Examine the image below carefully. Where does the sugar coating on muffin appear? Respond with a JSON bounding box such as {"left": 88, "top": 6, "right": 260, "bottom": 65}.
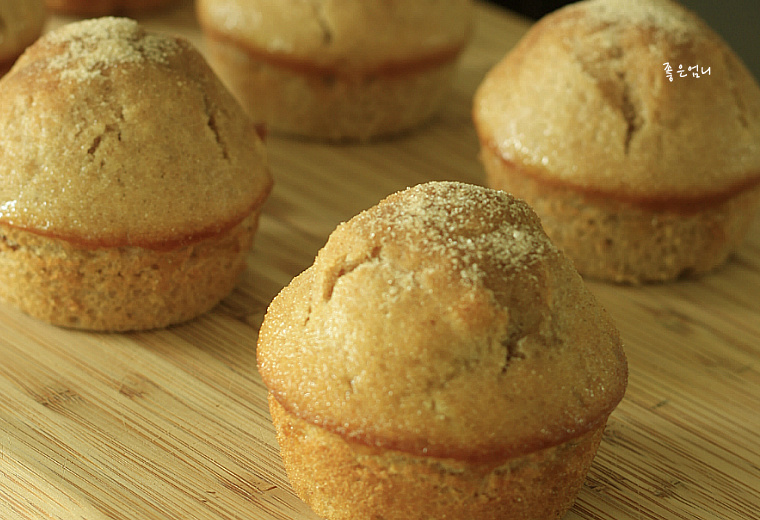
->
{"left": 257, "top": 181, "right": 627, "bottom": 519}
{"left": 0, "top": 17, "right": 272, "bottom": 330}
{"left": 473, "top": 0, "right": 760, "bottom": 283}
{"left": 43, "top": 18, "right": 181, "bottom": 82}
{"left": 1, "top": 17, "right": 270, "bottom": 248}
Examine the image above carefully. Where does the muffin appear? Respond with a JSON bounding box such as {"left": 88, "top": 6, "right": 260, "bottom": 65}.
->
{"left": 196, "top": 0, "right": 473, "bottom": 141}
{"left": 45, "top": 0, "right": 177, "bottom": 16}
{"left": 257, "top": 181, "right": 627, "bottom": 520}
{"left": 0, "top": 17, "right": 272, "bottom": 331}
{"left": 0, "top": 0, "right": 46, "bottom": 77}
{"left": 473, "top": 0, "right": 760, "bottom": 283}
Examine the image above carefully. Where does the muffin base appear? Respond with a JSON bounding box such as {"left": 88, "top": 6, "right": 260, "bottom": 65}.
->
{"left": 269, "top": 395, "right": 605, "bottom": 520}
{"left": 0, "top": 211, "right": 260, "bottom": 331}
{"left": 481, "top": 146, "right": 760, "bottom": 284}
{"left": 204, "top": 37, "right": 459, "bottom": 142}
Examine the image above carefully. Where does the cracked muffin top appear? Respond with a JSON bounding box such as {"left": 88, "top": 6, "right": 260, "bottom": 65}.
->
{"left": 196, "top": 0, "right": 473, "bottom": 73}
{"left": 473, "top": 0, "right": 760, "bottom": 200}
{"left": 0, "top": 17, "right": 271, "bottom": 249}
{"left": 257, "top": 181, "right": 627, "bottom": 462}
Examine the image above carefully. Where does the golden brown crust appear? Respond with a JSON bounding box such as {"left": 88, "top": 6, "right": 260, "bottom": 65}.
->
{"left": 258, "top": 182, "right": 626, "bottom": 518}
{"left": 0, "top": 211, "right": 260, "bottom": 331}
{"left": 258, "top": 182, "right": 627, "bottom": 462}
{"left": 45, "top": 0, "right": 177, "bottom": 16}
{"left": 269, "top": 394, "right": 606, "bottom": 520}
{"left": 196, "top": 0, "right": 473, "bottom": 140}
{"left": 0, "top": 18, "right": 272, "bottom": 330}
{"left": 473, "top": 0, "right": 760, "bottom": 198}
{"left": 0, "top": 0, "right": 46, "bottom": 67}
{"left": 473, "top": 0, "right": 760, "bottom": 283}
{"left": 0, "top": 18, "right": 272, "bottom": 249}
{"left": 196, "top": 0, "right": 472, "bottom": 72}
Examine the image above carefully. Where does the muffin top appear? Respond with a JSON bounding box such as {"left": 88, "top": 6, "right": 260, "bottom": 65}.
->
{"left": 0, "top": 0, "right": 46, "bottom": 66}
{"left": 257, "top": 181, "right": 627, "bottom": 462}
{"left": 0, "top": 17, "right": 271, "bottom": 249}
{"left": 196, "top": 0, "right": 473, "bottom": 73}
{"left": 473, "top": 0, "right": 760, "bottom": 201}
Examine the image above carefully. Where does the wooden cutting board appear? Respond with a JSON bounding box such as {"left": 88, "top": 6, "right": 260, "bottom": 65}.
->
{"left": 2, "top": 2, "right": 758, "bottom": 519}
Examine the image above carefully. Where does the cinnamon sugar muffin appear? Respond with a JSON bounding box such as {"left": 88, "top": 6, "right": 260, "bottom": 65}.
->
{"left": 0, "top": 0, "right": 46, "bottom": 77}
{"left": 196, "top": 0, "right": 473, "bottom": 141}
{"left": 0, "top": 17, "right": 272, "bottom": 331}
{"left": 257, "top": 182, "right": 627, "bottom": 520}
{"left": 473, "top": 0, "right": 760, "bottom": 283}
{"left": 45, "top": 0, "right": 177, "bottom": 16}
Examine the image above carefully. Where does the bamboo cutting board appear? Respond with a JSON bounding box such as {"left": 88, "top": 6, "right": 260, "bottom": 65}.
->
{"left": 2, "top": 2, "right": 759, "bottom": 519}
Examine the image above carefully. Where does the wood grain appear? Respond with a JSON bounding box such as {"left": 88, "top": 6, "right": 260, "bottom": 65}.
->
{"left": 2, "top": 1, "right": 759, "bottom": 519}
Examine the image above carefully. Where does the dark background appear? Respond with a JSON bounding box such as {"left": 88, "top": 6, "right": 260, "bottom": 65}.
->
{"left": 486, "top": 0, "right": 759, "bottom": 81}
